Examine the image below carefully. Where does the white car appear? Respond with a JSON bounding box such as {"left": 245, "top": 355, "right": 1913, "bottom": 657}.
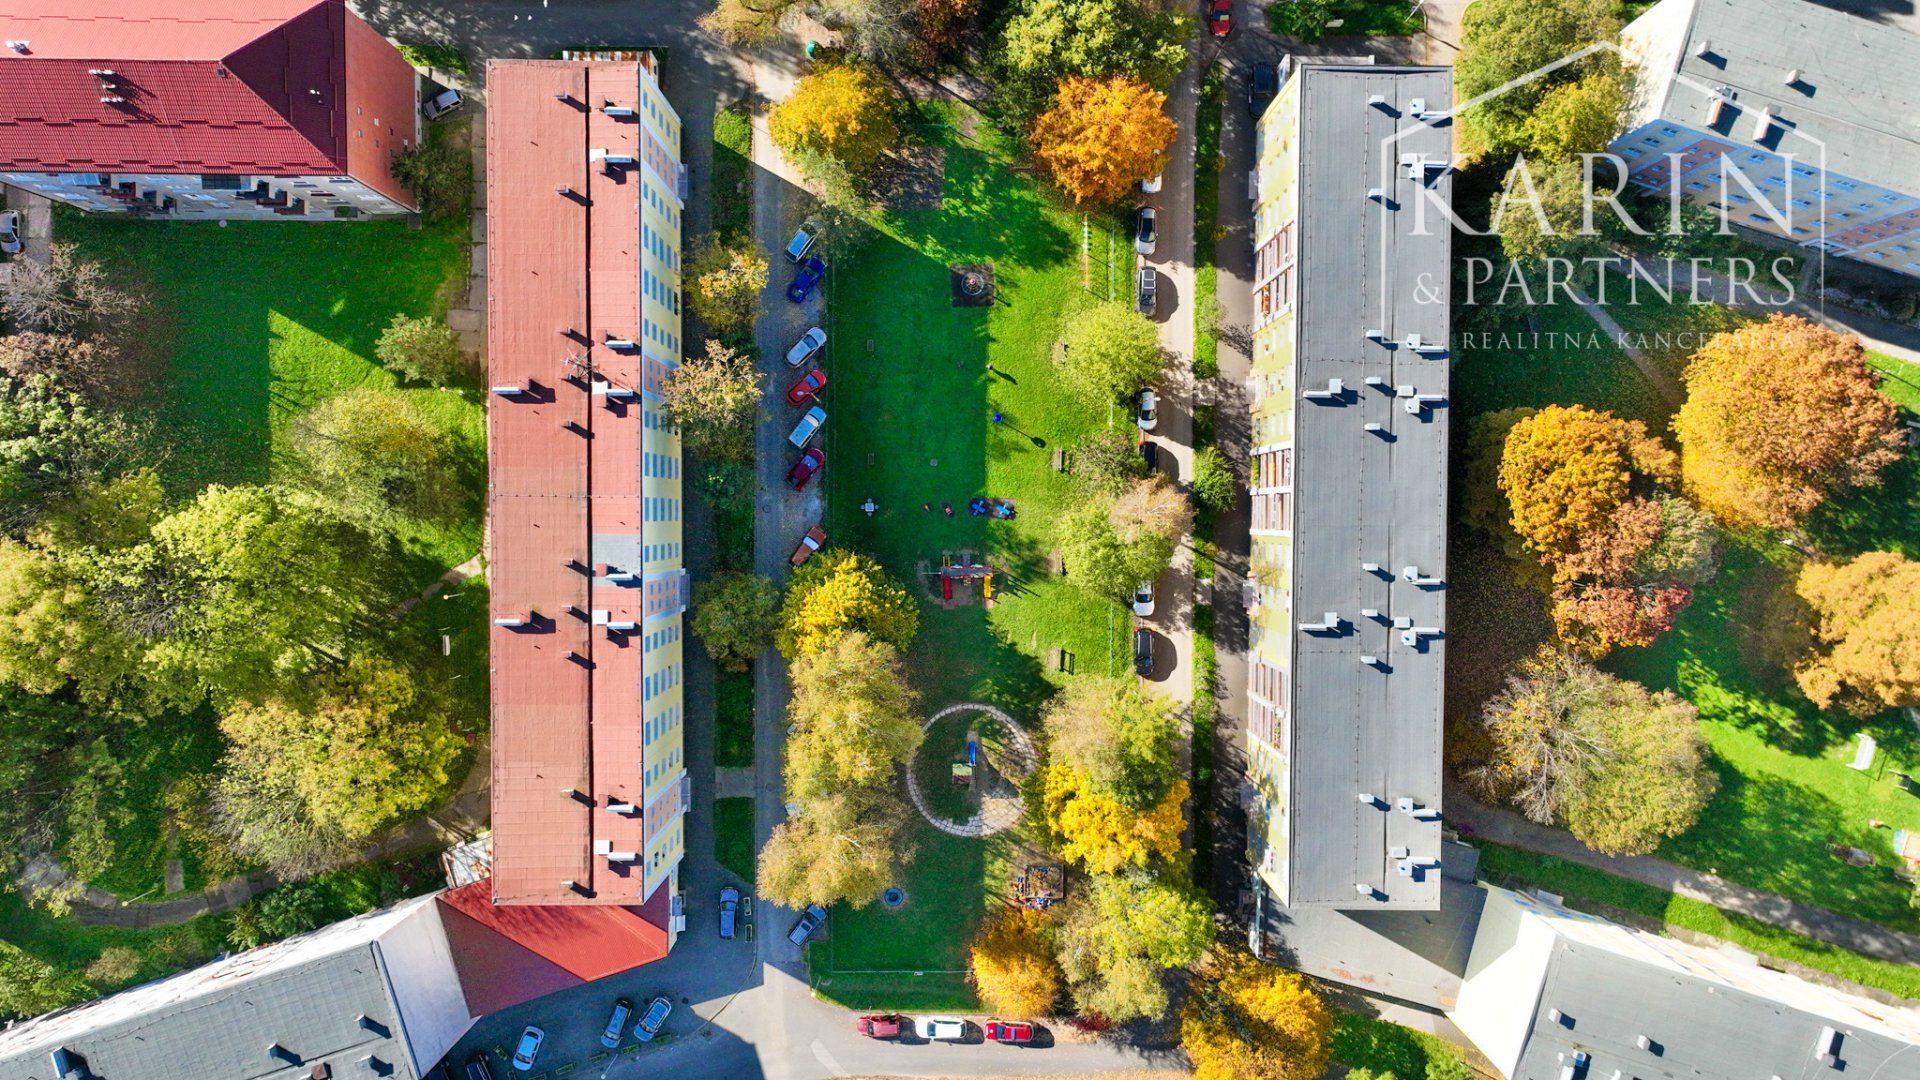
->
{"left": 1133, "top": 580, "right": 1156, "bottom": 617}
{"left": 511, "top": 1025, "right": 544, "bottom": 1071}
{"left": 788, "top": 405, "right": 826, "bottom": 448}
{"left": 1133, "top": 205, "right": 1157, "bottom": 255}
{"left": 915, "top": 1016, "right": 967, "bottom": 1041}
{"left": 0, "top": 210, "right": 20, "bottom": 255}
{"left": 786, "top": 326, "right": 827, "bottom": 367}
{"left": 1140, "top": 172, "right": 1163, "bottom": 194}
{"left": 421, "top": 88, "right": 463, "bottom": 121}
{"left": 1135, "top": 389, "right": 1159, "bottom": 431}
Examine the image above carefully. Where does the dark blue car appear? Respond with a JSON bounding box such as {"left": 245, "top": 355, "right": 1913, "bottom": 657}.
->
{"left": 787, "top": 256, "right": 826, "bottom": 303}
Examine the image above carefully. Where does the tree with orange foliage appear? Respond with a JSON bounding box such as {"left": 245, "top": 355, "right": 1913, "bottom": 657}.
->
{"left": 1674, "top": 315, "right": 1903, "bottom": 529}
{"left": 1030, "top": 75, "right": 1175, "bottom": 206}
{"left": 768, "top": 65, "right": 899, "bottom": 176}
{"left": 1498, "top": 404, "right": 1675, "bottom": 563}
{"left": 969, "top": 907, "right": 1063, "bottom": 1017}
{"left": 1549, "top": 581, "right": 1691, "bottom": 655}
{"left": 1180, "top": 948, "right": 1333, "bottom": 1080}
{"left": 1793, "top": 551, "right": 1920, "bottom": 715}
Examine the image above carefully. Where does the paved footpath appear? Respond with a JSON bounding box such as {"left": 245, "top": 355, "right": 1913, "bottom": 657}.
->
{"left": 1449, "top": 792, "right": 1920, "bottom": 964}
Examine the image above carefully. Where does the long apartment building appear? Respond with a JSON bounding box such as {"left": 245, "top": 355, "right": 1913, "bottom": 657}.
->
{"left": 0, "top": 0, "right": 419, "bottom": 219}
{"left": 487, "top": 56, "right": 690, "bottom": 910}
{"left": 1245, "top": 63, "right": 1451, "bottom": 911}
{"left": 1615, "top": 0, "right": 1920, "bottom": 279}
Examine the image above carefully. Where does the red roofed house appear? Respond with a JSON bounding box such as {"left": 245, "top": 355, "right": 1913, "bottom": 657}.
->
{"left": 0, "top": 0, "right": 421, "bottom": 219}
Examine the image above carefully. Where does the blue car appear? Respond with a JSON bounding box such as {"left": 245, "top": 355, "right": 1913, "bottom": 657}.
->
{"left": 787, "top": 256, "right": 826, "bottom": 303}
{"left": 635, "top": 995, "right": 672, "bottom": 1042}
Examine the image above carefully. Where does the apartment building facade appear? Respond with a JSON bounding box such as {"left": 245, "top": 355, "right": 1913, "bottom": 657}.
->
{"left": 1245, "top": 63, "right": 1451, "bottom": 911}
{"left": 487, "top": 55, "right": 689, "bottom": 911}
{"left": 0, "top": 0, "right": 419, "bottom": 219}
{"left": 1614, "top": 0, "right": 1920, "bottom": 278}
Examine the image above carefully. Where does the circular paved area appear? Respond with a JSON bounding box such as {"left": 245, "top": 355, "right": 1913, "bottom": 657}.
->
{"left": 904, "top": 703, "right": 1036, "bottom": 837}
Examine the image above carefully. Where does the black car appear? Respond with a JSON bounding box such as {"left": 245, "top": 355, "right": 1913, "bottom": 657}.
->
{"left": 1140, "top": 439, "right": 1160, "bottom": 473}
{"left": 1249, "top": 62, "right": 1278, "bottom": 117}
{"left": 463, "top": 1054, "right": 494, "bottom": 1080}
{"left": 1136, "top": 267, "right": 1157, "bottom": 316}
{"left": 1133, "top": 627, "right": 1154, "bottom": 676}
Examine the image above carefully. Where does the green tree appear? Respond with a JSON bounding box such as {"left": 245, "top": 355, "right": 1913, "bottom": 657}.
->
{"left": 1055, "top": 302, "right": 1166, "bottom": 406}
{"left": 0, "top": 372, "right": 144, "bottom": 537}
{"left": 285, "top": 388, "right": 468, "bottom": 524}
{"left": 999, "top": 0, "right": 1191, "bottom": 101}
{"left": 1634, "top": 494, "right": 1719, "bottom": 586}
{"left": 1467, "top": 647, "right": 1717, "bottom": 855}
{"left": 1191, "top": 445, "right": 1237, "bottom": 515}
{"left": 390, "top": 136, "right": 473, "bottom": 221}
{"left": 769, "top": 65, "right": 900, "bottom": 176}
{"left": 777, "top": 549, "right": 919, "bottom": 659}
{"left": 1522, "top": 68, "right": 1628, "bottom": 161}
{"left": 1044, "top": 676, "right": 1181, "bottom": 809}
{"left": 692, "top": 571, "right": 783, "bottom": 670}
{"left": 1455, "top": 0, "right": 1619, "bottom": 159}
{"left": 1056, "top": 870, "right": 1211, "bottom": 1021}
{"left": 687, "top": 242, "right": 770, "bottom": 338}
{"left": 1073, "top": 427, "right": 1148, "bottom": 497}
{"left": 251, "top": 880, "right": 333, "bottom": 939}
{"left": 1492, "top": 157, "right": 1610, "bottom": 266}
{"left": 0, "top": 540, "right": 145, "bottom": 706}
{"left": 1058, "top": 501, "right": 1174, "bottom": 600}
{"left": 0, "top": 942, "right": 92, "bottom": 1018}
{"left": 784, "top": 632, "right": 922, "bottom": 802}
{"left": 374, "top": 314, "right": 464, "bottom": 386}
{"left": 663, "top": 339, "right": 763, "bottom": 461}
{"left": 758, "top": 791, "right": 909, "bottom": 908}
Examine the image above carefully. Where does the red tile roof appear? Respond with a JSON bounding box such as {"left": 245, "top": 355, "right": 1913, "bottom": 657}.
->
{"left": 0, "top": 0, "right": 412, "bottom": 195}
{"left": 435, "top": 880, "right": 670, "bottom": 1016}
{"left": 486, "top": 60, "right": 658, "bottom": 906}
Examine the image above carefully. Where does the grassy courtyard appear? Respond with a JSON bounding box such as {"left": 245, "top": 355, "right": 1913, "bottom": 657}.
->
{"left": 806, "top": 103, "right": 1126, "bottom": 1003}
{"left": 1456, "top": 281, "right": 1920, "bottom": 932}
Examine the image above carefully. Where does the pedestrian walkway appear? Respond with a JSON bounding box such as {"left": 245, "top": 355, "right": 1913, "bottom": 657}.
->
{"left": 1568, "top": 284, "right": 1684, "bottom": 405}
{"left": 1449, "top": 793, "right": 1920, "bottom": 964}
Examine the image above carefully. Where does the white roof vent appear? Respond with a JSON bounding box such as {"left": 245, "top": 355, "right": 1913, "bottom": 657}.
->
{"left": 490, "top": 384, "right": 526, "bottom": 397}
{"left": 1751, "top": 105, "right": 1777, "bottom": 139}
{"left": 1784, "top": 68, "right": 1801, "bottom": 85}
{"left": 1694, "top": 38, "right": 1713, "bottom": 58}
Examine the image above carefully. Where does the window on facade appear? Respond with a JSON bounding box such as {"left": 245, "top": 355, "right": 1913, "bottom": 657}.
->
{"left": 198, "top": 174, "right": 244, "bottom": 190}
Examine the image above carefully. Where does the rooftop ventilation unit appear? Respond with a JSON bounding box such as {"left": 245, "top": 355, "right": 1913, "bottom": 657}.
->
{"left": 1303, "top": 378, "right": 1345, "bottom": 401}
{"left": 1361, "top": 608, "right": 1381, "bottom": 619}
{"left": 5, "top": 40, "right": 29, "bottom": 53}
{"left": 1752, "top": 105, "right": 1777, "bottom": 140}
{"left": 1389, "top": 846, "right": 1409, "bottom": 859}
{"left": 594, "top": 838, "right": 612, "bottom": 855}
{"left": 605, "top": 336, "right": 638, "bottom": 351}
{"left": 1706, "top": 96, "right": 1729, "bottom": 125}
{"left": 1360, "top": 654, "right": 1381, "bottom": 666}
{"left": 1357, "top": 792, "right": 1381, "bottom": 806}
{"left": 607, "top": 851, "right": 638, "bottom": 863}
{"left": 556, "top": 185, "right": 575, "bottom": 196}
{"left": 1364, "top": 375, "right": 1387, "bottom": 387}
{"left": 1815, "top": 1026, "right": 1840, "bottom": 1067}
{"left": 601, "top": 154, "right": 636, "bottom": 167}
{"left": 1298, "top": 612, "right": 1342, "bottom": 632}
{"left": 1361, "top": 561, "right": 1383, "bottom": 574}
{"left": 99, "top": 96, "right": 125, "bottom": 104}
{"left": 1367, "top": 187, "right": 1387, "bottom": 203}
{"left": 1364, "top": 422, "right": 1384, "bottom": 432}
{"left": 88, "top": 67, "right": 115, "bottom": 76}
{"left": 1694, "top": 39, "right": 1713, "bottom": 58}
{"left": 1354, "top": 883, "right": 1380, "bottom": 899}
{"left": 1398, "top": 798, "right": 1417, "bottom": 814}
{"left": 1402, "top": 567, "right": 1444, "bottom": 586}
{"left": 1368, "top": 93, "right": 1388, "bottom": 108}
{"left": 603, "top": 103, "right": 637, "bottom": 117}
{"left": 490, "top": 384, "right": 526, "bottom": 397}
{"left": 1412, "top": 806, "right": 1442, "bottom": 821}
{"left": 492, "top": 615, "right": 529, "bottom": 628}
{"left": 555, "top": 92, "right": 574, "bottom": 103}
{"left": 607, "top": 801, "right": 637, "bottom": 815}
{"left": 1365, "top": 328, "right": 1385, "bottom": 341}
{"left": 1784, "top": 68, "right": 1802, "bottom": 85}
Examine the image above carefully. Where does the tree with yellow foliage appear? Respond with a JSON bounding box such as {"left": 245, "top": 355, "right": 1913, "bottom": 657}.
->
{"left": 1498, "top": 404, "right": 1675, "bottom": 563}
{"left": 1181, "top": 949, "right": 1333, "bottom": 1080}
{"left": 769, "top": 65, "right": 900, "bottom": 176}
{"left": 1056, "top": 870, "right": 1211, "bottom": 1021}
{"left": 776, "top": 549, "right": 919, "bottom": 659}
{"left": 969, "top": 907, "right": 1063, "bottom": 1017}
{"left": 1675, "top": 315, "right": 1903, "bottom": 529}
{"left": 1793, "top": 551, "right": 1920, "bottom": 715}
{"left": 1030, "top": 75, "right": 1175, "bottom": 206}
{"left": 1041, "top": 763, "right": 1186, "bottom": 873}
{"left": 785, "top": 632, "right": 922, "bottom": 801}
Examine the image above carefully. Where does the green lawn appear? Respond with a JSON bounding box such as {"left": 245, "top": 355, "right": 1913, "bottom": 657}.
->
{"left": 809, "top": 103, "right": 1122, "bottom": 991}
{"left": 1477, "top": 842, "right": 1920, "bottom": 999}
{"left": 712, "top": 103, "right": 753, "bottom": 244}
{"left": 1269, "top": 0, "right": 1426, "bottom": 39}
{"left": 1459, "top": 285, "right": 1920, "bottom": 932}
{"left": 716, "top": 669, "right": 754, "bottom": 768}
{"left": 1191, "top": 602, "right": 1219, "bottom": 889}
{"left": 1331, "top": 1012, "right": 1473, "bottom": 1077}
{"left": 1193, "top": 68, "right": 1224, "bottom": 381}
{"left": 714, "top": 797, "right": 756, "bottom": 886}
{"left": 59, "top": 211, "right": 481, "bottom": 583}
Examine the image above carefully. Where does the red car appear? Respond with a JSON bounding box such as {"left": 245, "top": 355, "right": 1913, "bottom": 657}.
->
{"left": 1207, "top": 0, "right": 1232, "bottom": 35}
{"left": 855, "top": 1014, "right": 903, "bottom": 1039}
{"left": 790, "top": 525, "right": 828, "bottom": 566}
{"left": 787, "top": 447, "right": 825, "bottom": 490}
{"left": 985, "top": 1019, "right": 1034, "bottom": 1044}
{"left": 786, "top": 368, "right": 829, "bottom": 406}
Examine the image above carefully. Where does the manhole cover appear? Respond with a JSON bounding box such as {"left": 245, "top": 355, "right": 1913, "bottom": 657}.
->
{"left": 882, "top": 887, "right": 907, "bottom": 908}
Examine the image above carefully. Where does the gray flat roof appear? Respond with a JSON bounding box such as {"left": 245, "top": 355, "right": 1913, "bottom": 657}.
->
{"left": 1660, "top": 0, "right": 1920, "bottom": 191}
{"left": 1287, "top": 64, "right": 1452, "bottom": 909}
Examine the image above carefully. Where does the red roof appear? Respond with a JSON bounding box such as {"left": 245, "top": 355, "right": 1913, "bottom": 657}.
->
{"left": 0, "top": 0, "right": 414, "bottom": 198}
{"left": 435, "top": 880, "right": 670, "bottom": 1016}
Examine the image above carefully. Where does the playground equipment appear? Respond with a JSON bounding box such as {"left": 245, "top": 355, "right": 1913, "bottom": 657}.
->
{"left": 1013, "top": 863, "right": 1065, "bottom": 910}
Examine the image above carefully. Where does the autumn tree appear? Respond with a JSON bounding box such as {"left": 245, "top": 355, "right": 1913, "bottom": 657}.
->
{"left": 1492, "top": 157, "right": 1612, "bottom": 266}
{"left": 1055, "top": 870, "right": 1211, "bottom": 1021}
{"left": 1674, "top": 315, "right": 1903, "bottom": 529}
{"left": 1111, "top": 473, "right": 1193, "bottom": 546}
{"left": 0, "top": 330, "right": 154, "bottom": 402}
{"left": 777, "top": 549, "right": 919, "bottom": 659}
{"left": 687, "top": 242, "right": 770, "bottom": 338}
{"left": 769, "top": 65, "right": 899, "bottom": 176}
{"left": 1072, "top": 427, "right": 1148, "bottom": 497}
{"left": 1455, "top": 0, "right": 1620, "bottom": 159}
{"left": 0, "top": 243, "right": 143, "bottom": 338}
{"left": 1522, "top": 68, "right": 1628, "bottom": 161}
{"left": 970, "top": 907, "right": 1063, "bottom": 1017}
{"left": 1045, "top": 676, "right": 1181, "bottom": 809}
{"left": 374, "top": 314, "right": 464, "bottom": 386}
{"left": 691, "top": 571, "right": 782, "bottom": 670}
{"left": 1792, "top": 552, "right": 1920, "bottom": 714}
{"left": 758, "top": 791, "right": 909, "bottom": 909}
{"left": 663, "top": 339, "right": 763, "bottom": 461}
{"left": 285, "top": 388, "right": 468, "bottom": 525}
{"left": 1467, "top": 647, "right": 1716, "bottom": 855}
{"left": 1055, "top": 301, "right": 1166, "bottom": 405}
{"left": 999, "top": 0, "right": 1191, "bottom": 104}
{"left": 1181, "top": 949, "right": 1334, "bottom": 1080}
{"left": 1031, "top": 75, "right": 1176, "bottom": 206}
{"left": 1498, "top": 404, "right": 1675, "bottom": 562}
{"left": 0, "top": 540, "right": 145, "bottom": 706}
{"left": 784, "top": 632, "right": 922, "bottom": 802}
{"left": 1042, "top": 764, "right": 1187, "bottom": 873}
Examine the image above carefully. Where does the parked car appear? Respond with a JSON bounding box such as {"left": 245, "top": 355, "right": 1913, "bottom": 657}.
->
{"left": 791, "top": 524, "right": 828, "bottom": 566}
{"left": 718, "top": 886, "right": 740, "bottom": 939}
{"left": 1135, "top": 267, "right": 1157, "bottom": 316}
{"left": 422, "top": 88, "right": 464, "bottom": 120}
{"left": 510, "top": 1026, "right": 544, "bottom": 1072}
{"left": 1140, "top": 171, "right": 1163, "bottom": 194}
{"left": 788, "top": 405, "right": 826, "bottom": 448}
{"left": 1249, "top": 62, "right": 1278, "bottom": 117}
{"left": 1136, "top": 389, "right": 1159, "bottom": 430}
{"left": 986, "top": 1019, "right": 1035, "bottom": 1044}
{"left": 785, "top": 219, "right": 821, "bottom": 262}
{"left": 1207, "top": 0, "right": 1233, "bottom": 36}
{"left": 1140, "top": 439, "right": 1160, "bottom": 473}
{"left": 1134, "top": 205, "right": 1158, "bottom": 255}
{"left": 635, "top": 996, "right": 672, "bottom": 1042}
{"left": 787, "top": 903, "right": 828, "bottom": 944}
{"left": 463, "top": 1054, "right": 495, "bottom": 1080}
{"left": 787, "top": 448, "right": 826, "bottom": 491}
{"left": 0, "top": 210, "right": 20, "bottom": 256}
{"left": 915, "top": 1016, "right": 967, "bottom": 1041}
{"left": 1133, "top": 627, "right": 1154, "bottom": 676}
{"left": 786, "top": 367, "right": 829, "bottom": 405}
{"left": 856, "top": 1014, "right": 904, "bottom": 1039}
{"left": 601, "top": 999, "right": 634, "bottom": 1049}
{"left": 785, "top": 326, "right": 827, "bottom": 366}
{"left": 787, "top": 255, "right": 826, "bottom": 302}
{"left": 1133, "top": 580, "right": 1156, "bottom": 618}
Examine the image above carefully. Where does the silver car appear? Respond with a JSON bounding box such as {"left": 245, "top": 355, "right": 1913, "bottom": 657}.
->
{"left": 785, "top": 326, "right": 827, "bottom": 367}
{"left": 422, "top": 88, "right": 464, "bottom": 120}
{"left": 0, "top": 210, "right": 21, "bottom": 256}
